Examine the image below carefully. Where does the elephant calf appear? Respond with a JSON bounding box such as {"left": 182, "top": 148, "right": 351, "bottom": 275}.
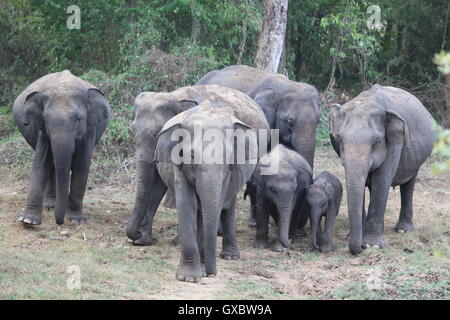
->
{"left": 13, "top": 70, "right": 110, "bottom": 225}
{"left": 306, "top": 171, "right": 342, "bottom": 253}
{"left": 252, "top": 144, "right": 312, "bottom": 252}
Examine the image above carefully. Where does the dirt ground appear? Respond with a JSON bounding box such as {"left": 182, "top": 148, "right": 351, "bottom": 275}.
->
{"left": 0, "top": 146, "right": 449, "bottom": 299}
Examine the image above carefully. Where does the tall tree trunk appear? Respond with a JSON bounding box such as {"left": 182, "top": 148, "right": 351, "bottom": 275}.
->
{"left": 254, "top": 0, "right": 289, "bottom": 73}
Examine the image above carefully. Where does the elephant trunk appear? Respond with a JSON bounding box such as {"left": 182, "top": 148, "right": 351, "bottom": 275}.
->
{"left": 197, "top": 172, "right": 222, "bottom": 277}
{"left": 343, "top": 146, "right": 370, "bottom": 255}
{"left": 127, "top": 149, "right": 155, "bottom": 240}
{"left": 309, "top": 208, "right": 321, "bottom": 251}
{"left": 52, "top": 138, "right": 74, "bottom": 225}
{"left": 292, "top": 125, "right": 316, "bottom": 170}
{"left": 277, "top": 206, "right": 292, "bottom": 248}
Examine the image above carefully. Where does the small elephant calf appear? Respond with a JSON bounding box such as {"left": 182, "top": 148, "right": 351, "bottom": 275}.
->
{"left": 252, "top": 144, "right": 312, "bottom": 252}
{"left": 306, "top": 171, "right": 342, "bottom": 253}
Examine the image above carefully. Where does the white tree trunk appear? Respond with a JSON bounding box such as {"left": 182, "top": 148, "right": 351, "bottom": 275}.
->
{"left": 254, "top": 0, "right": 289, "bottom": 73}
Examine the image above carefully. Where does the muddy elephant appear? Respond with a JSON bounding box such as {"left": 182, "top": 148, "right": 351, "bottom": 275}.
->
{"left": 329, "top": 84, "right": 436, "bottom": 255}
{"left": 13, "top": 70, "right": 110, "bottom": 225}
{"left": 252, "top": 144, "right": 312, "bottom": 252}
{"left": 126, "top": 85, "right": 270, "bottom": 245}
{"left": 306, "top": 171, "right": 342, "bottom": 253}
{"left": 155, "top": 100, "right": 265, "bottom": 282}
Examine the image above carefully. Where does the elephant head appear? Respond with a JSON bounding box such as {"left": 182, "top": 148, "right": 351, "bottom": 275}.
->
{"left": 248, "top": 77, "right": 320, "bottom": 169}
{"left": 18, "top": 81, "right": 109, "bottom": 224}
{"left": 155, "top": 102, "right": 258, "bottom": 276}
{"left": 329, "top": 96, "right": 410, "bottom": 254}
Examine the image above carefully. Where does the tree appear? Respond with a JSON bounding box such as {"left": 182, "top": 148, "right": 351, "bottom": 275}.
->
{"left": 254, "top": 0, "right": 288, "bottom": 73}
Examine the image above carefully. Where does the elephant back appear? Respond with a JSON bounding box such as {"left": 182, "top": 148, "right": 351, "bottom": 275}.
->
{"left": 172, "top": 85, "right": 270, "bottom": 133}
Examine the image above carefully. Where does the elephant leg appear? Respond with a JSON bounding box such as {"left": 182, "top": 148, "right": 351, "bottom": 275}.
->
{"left": 321, "top": 207, "right": 337, "bottom": 253}
{"left": 43, "top": 164, "right": 56, "bottom": 210}
{"left": 394, "top": 175, "right": 416, "bottom": 233}
{"left": 254, "top": 196, "right": 270, "bottom": 249}
{"left": 220, "top": 198, "right": 240, "bottom": 260}
{"left": 18, "top": 133, "right": 51, "bottom": 225}
{"left": 245, "top": 182, "right": 257, "bottom": 228}
{"left": 196, "top": 208, "right": 206, "bottom": 276}
{"left": 174, "top": 168, "right": 202, "bottom": 283}
{"left": 363, "top": 144, "right": 402, "bottom": 248}
{"left": 133, "top": 175, "right": 167, "bottom": 246}
{"left": 66, "top": 142, "right": 95, "bottom": 224}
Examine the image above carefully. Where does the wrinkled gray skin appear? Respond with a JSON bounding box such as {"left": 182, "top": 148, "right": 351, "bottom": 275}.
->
{"left": 252, "top": 145, "right": 312, "bottom": 252}
{"left": 329, "top": 85, "right": 436, "bottom": 255}
{"left": 126, "top": 85, "right": 269, "bottom": 246}
{"left": 306, "top": 171, "right": 342, "bottom": 253}
{"left": 13, "top": 70, "right": 110, "bottom": 225}
{"left": 197, "top": 65, "right": 320, "bottom": 226}
{"left": 155, "top": 101, "right": 262, "bottom": 282}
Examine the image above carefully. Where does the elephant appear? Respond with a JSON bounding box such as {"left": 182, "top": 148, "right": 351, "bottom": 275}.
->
{"left": 12, "top": 70, "right": 110, "bottom": 225}
{"left": 197, "top": 65, "right": 320, "bottom": 226}
{"left": 155, "top": 100, "right": 266, "bottom": 282}
{"left": 252, "top": 144, "right": 312, "bottom": 252}
{"left": 197, "top": 65, "right": 320, "bottom": 168}
{"left": 126, "top": 85, "right": 270, "bottom": 246}
{"left": 329, "top": 84, "right": 436, "bottom": 255}
{"left": 306, "top": 171, "right": 342, "bottom": 253}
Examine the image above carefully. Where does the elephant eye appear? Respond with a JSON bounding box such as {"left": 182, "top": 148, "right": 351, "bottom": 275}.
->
{"left": 286, "top": 118, "right": 295, "bottom": 128}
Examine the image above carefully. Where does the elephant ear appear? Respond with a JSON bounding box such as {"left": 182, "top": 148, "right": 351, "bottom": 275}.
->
{"left": 329, "top": 103, "right": 342, "bottom": 139}
{"left": 385, "top": 110, "right": 411, "bottom": 149}
{"left": 154, "top": 118, "right": 185, "bottom": 165}
{"left": 248, "top": 87, "right": 277, "bottom": 127}
{"left": 87, "top": 88, "right": 110, "bottom": 144}
{"left": 324, "top": 183, "right": 335, "bottom": 199}
{"left": 17, "top": 91, "right": 44, "bottom": 148}
{"left": 231, "top": 116, "right": 258, "bottom": 165}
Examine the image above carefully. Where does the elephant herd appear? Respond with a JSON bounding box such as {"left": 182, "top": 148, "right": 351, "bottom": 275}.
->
{"left": 12, "top": 66, "right": 436, "bottom": 283}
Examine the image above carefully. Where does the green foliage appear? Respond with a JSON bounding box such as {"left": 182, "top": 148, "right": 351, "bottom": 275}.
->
{"left": 1, "top": 0, "right": 449, "bottom": 153}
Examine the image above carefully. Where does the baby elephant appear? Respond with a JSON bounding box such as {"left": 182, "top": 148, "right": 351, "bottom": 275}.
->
{"left": 306, "top": 171, "right": 342, "bottom": 253}
{"left": 252, "top": 144, "right": 312, "bottom": 252}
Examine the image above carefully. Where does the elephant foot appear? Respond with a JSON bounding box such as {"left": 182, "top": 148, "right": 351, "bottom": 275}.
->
{"left": 349, "top": 242, "right": 363, "bottom": 255}
{"left": 67, "top": 215, "right": 86, "bottom": 225}
{"left": 171, "top": 234, "right": 180, "bottom": 246}
{"left": 270, "top": 239, "right": 288, "bottom": 252}
{"left": 66, "top": 207, "right": 85, "bottom": 225}
{"left": 253, "top": 238, "right": 268, "bottom": 249}
{"left": 17, "top": 212, "right": 42, "bottom": 225}
{"left": 320, "top": 243, "right": 332, "bottom": 253}
{"left": 132, "top": 231, "right": 154, "bottom": 246}
{"left": 247, "top": 218, "right": 257, "bottom": 228}
{"left": 394, "top": 221, "right": 414, "bottom": 233}
{"left": 362, "top": 233, "right": 384, "bottom": 249}
{"left": 43, "top": 197, "right": 55, "bottom": 210}
{"left": 220, "top": 246, "right": 240, "bottom": 260}
{"left": 176, "top": 263, "right": 202, "bottom": 283}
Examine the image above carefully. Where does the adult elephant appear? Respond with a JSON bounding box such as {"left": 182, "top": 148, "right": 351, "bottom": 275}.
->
{"left": 126, "top": 85, "right": 270, "bottom": 245}
{"left": 196, "top": 65, "right": 320, "bottom": 169}
{"left": 13, "top": 70, "right": 110, "bottom": 225}
{"left": 329, "top": 85, "right": 436, "bottom": 255}
{"left": 155, "top": 100, "right": 264, "bottom": 282}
